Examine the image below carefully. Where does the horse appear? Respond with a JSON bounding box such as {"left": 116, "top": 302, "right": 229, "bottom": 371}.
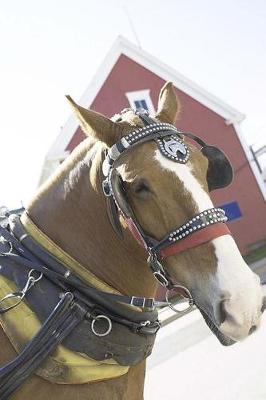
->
{"left": 0, "top": 82, "right": 264, "bottom": 400}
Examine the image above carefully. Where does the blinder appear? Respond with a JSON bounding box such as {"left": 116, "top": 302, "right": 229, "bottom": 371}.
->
{"left": 104, "top": 170, "right": 130, "bottom": 239}
{"left": 111, "top": 170, "right": 132, "bottom": 218}
{"left": 201, "top": 145, "right": 233, "bottom": 191}
{"left": 172, "top": 130, "right": 234, "bottom": 192}
{"left": 109, "top": 170, "right": 156, "bottom": 248}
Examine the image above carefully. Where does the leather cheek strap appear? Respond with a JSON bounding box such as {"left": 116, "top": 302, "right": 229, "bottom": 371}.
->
{"left": 159, "top": 223, "right": 231, "bottom": 259}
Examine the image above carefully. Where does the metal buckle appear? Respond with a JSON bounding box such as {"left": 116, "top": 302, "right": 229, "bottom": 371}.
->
{"left": 0, "top": 241, "right": 13, "bottom": 257}
{"left": 153, "top": 271, "right": 169, "bottom": 287}
{"left": 138, "top": 320, "right": 161, "bottom": 334}
{"left": 140, "top": 320, "right": 151, "bottom": 327}
{"left": 130, "top": 296, "right": 155, "bottom": 309}
{"left": 147, "top": 252, "right": 170, "bottom": 288}
{"left": 102, "top": 179, "right": 112, "bottom": 197}
{"left": 0, "top": 269, "right": 43, "bottom": 313}
{"left": 130, "top": 296, "right": 145, "bottom": 308}
{"left": 91, "top": 315, "right": 112, "bottom": 337}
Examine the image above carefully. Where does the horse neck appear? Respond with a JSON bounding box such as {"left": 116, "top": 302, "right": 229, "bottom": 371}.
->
{"left": 27, "top": 140, "right": 157, "bottom": 297}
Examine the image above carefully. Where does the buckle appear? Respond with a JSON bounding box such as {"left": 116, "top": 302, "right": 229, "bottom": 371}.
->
{"left": 102, "top": 179, "right": 112, "bottom": 197}
{"left": 147, "top": 252, "right": 170, "bottom": 288}
{"left": 153, "top": 271, "right": 169, "bottom": 287}
{"left": 130, "top": 296, "right": 155, "bottom": 308}
{"left": 138, "top": 320, "right": 161, "bottom": 335}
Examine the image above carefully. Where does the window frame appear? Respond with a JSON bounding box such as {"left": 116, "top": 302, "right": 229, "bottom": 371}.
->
{"left": 125, "top": 89, "right": 155, "bottom": 114}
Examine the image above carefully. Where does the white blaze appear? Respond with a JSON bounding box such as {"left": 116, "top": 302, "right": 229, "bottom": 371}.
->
{"left": 154, "top": 149, "right": 263, "bottom": 340}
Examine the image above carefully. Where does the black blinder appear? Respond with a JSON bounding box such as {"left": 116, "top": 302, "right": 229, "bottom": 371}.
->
{"left": 105, "top": 170, "right": 133, "bottom": 238}
{"left": 201, "top": 145, "right": 233, "bottom": 191}
{"left": 106, "top": 195, "right": 123, "bottom": 239}
{"left": 111, "top": 171, "right": 132, "bottom": 218}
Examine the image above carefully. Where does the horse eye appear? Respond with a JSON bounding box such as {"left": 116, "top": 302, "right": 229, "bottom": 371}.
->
{"left": 132, "top": 179, "right": 150, "bottom": 198}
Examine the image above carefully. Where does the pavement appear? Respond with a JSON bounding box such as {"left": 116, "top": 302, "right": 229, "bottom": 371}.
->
{"left": 145, "top": 257, "right": 266, "bottom": 400}
{"left": 146, "top": 308, "right": 266, "bottom": 400}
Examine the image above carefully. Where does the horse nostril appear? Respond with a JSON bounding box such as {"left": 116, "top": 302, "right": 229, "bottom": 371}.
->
{"left": 261, "top": 297, "right": 266, "bottom": 313}
{"left": 249, "top": 325, "right": 257, "bottom": 335}
{"left": 219, "top": 299, "right": 228, "bottom": 325}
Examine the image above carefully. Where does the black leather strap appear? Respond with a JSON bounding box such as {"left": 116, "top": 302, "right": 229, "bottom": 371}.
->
{"left": 0, "top": 293, "right": 86, "bottom": 400}
{"left": 1, "top": 219, "right": 162, "bottom": 317}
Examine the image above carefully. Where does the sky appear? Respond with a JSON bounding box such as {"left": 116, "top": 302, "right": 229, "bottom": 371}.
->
{"left": 1, "top": 0, "right": 266, "bottom": 209}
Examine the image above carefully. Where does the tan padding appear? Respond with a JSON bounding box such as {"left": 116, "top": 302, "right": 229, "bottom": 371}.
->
{"left": 0, "top": 276, "right": 129, "bottom": 384}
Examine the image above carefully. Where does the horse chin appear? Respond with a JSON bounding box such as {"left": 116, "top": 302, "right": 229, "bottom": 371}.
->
{"left": 197, "top": 306, "right": 236, "bottom": 346}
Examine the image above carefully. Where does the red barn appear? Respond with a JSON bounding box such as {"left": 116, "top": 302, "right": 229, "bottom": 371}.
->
{"left": 42, "top": 36, "right": 266, "bottom": 255}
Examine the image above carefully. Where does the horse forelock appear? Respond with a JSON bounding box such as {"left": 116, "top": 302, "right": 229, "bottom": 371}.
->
{"left": 111, "top": 108, "right": 146, "bottom": 128}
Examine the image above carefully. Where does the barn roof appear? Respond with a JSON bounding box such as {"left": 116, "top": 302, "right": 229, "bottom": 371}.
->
{"left": 47, "top": 35, "right": 245, "bottom": 160}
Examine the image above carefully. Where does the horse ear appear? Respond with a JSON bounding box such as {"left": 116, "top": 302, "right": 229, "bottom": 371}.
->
{"left": 66, "top": 95, "right": 124, "bottom": 147}
{"left": 155, "top": 81, "right": 181, "bottom": 124}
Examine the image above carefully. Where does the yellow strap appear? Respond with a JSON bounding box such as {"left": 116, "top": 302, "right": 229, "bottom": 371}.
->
{"left": 20, "top": 213, "right": 121, "bottom": 295}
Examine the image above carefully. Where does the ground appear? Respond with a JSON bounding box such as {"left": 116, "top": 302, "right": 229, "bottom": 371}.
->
{"left": 145, "top": 259, "right": 266, "bottom": 400}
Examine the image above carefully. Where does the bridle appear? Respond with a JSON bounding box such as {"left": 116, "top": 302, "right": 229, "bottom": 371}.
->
{"left": 102, "top": 109, "right": 232, "bottom": 301}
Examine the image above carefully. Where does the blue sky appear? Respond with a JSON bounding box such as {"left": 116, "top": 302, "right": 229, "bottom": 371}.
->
{"left": 1, "top": 0, "right": 266, "bottom": 208}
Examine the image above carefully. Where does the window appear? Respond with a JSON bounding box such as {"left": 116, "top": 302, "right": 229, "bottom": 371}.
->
{"left": 218, "top": 201, "right": 242, "bottom": 221}
{"left": 126, "top": 89, "right": 155, "bottom": 114}
{"left": 134, "top": 99, "right": 148, "bottom": 111}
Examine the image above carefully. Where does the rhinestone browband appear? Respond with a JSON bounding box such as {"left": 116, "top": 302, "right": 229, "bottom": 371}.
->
{"left": 102, "top": 123, "right": 179, "bottom": 177}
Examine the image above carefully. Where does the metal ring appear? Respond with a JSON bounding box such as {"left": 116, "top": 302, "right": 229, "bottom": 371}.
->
{"left": 0, "top": 292, "right": 24, "bottom": 313}
{"left": 91, "top": 315, "right": 112, "bottom": 337}
{"left": 0, "top": 241, "right": 13, "bottom": 257}
{"left": 165, "top": 284, "right": 194, "bottom": 314}
{"left": 28, "top": 269, "right": 43, "bottom": 283}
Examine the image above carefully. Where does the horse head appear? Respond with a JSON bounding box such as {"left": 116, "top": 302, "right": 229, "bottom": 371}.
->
{"left": 66, "top": 82, "right": 264, "bottom": 345}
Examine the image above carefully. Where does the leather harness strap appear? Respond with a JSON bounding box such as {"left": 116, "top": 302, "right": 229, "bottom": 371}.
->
{"left": 0, "top": 293, "right": 86, "bottom": 399}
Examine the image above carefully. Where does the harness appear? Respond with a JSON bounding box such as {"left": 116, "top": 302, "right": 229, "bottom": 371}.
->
{"left": 0, "top": 110, "right": 233, "bottom": 398}
{"left": 102, "top": 110, "right": 232, "bottom": 289}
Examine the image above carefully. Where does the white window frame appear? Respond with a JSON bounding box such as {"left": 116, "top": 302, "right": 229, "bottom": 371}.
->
{"left": 125, "top": 89, "right": 155, "bottom": 114}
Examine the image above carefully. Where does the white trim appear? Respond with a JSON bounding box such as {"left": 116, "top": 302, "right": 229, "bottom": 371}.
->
{"left": 125, "top": 89, "right": 155, "bottom": 114}
{"left": 38, "top": 152, "right": 69, "bottom": 185}
{"left": 46, "top": 39, "right": 123, "bottom": 158}
{"left": 118, "top": 37, "right": 245, "bottom": 124}
{"left": 233, "top": 122, "right": 266, "bottom": 201}
{"left": 47, "top": 35, "right": 245, "bottom": 159}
